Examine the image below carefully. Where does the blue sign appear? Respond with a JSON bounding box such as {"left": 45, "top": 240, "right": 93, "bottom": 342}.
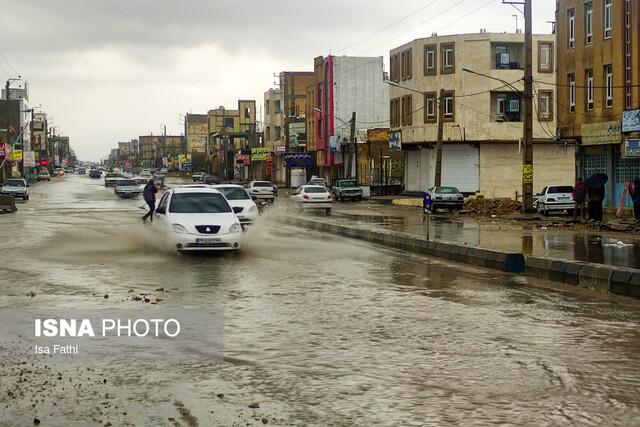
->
{"left": 423, "top": 192, "right": 433, "bottom": 214}
{"left": 622, "top": 109, "right": 640, "bottom": 133}
{"left": 283, "top": 152, "right": 313, "bottom": 168}
{"left": 624, "top": 139, "right": 640, "bottom": 157}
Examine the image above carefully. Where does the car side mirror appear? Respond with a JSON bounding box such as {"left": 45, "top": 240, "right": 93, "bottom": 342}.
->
{"left": 155, "top": 207, "right": 166, "bottom": 214}
{"left": 251, "top": 196, "right": 257, "bottom": 201}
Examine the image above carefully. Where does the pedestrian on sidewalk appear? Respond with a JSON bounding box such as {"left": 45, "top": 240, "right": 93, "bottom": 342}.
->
{"left": 587, "top": 185, "right": 605, "bottom": 222}
{"left": 142, "top": 178, "right": 158, "bottom": 222}
{"left": 573, "top": 177, "right": 587, "bottom": 220}
{"left": 631, "top": 177, "right": 640, "bottom": 223}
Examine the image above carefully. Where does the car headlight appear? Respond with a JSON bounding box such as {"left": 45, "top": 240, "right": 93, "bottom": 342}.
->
{"left": 172, "top": 223, "right": 188, "bottom": 233}
{"left": 248, "top": 205, "right": 258, "bottom": 213}
{"left": 229, "top": 223, "right": 242, "bottom": 234}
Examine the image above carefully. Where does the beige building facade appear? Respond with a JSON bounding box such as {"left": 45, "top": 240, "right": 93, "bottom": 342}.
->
{"left": 390, "top": 32, "right": 575, "bottom": 198}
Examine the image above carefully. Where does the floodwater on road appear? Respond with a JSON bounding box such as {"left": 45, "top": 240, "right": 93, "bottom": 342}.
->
{"left": 1, "top": 175, "right": 640, "bottom": 426}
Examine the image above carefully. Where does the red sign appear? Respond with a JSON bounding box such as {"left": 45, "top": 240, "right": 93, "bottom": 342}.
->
{"left": 0, "top": 143, "right": 5, "bottom": 161}
{"left": 266, "top": 157, "right": 273, "bottom": 176}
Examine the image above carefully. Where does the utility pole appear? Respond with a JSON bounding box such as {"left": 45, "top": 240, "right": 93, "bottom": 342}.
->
{"left": 435, "top": 89, "right": 445, "bottom": 187}
{"left": 348, "top": 111, "right": 356, "bottom": 179}
{"left": 523, "top": 0, "right": 534, "bottom": 212}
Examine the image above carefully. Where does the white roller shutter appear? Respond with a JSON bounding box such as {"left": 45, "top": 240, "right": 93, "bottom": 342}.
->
{"left": 442, "top": 145, "right": 479, "bottom": 193}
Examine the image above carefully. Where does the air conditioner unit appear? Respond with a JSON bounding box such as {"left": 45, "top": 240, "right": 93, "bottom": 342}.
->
{"left": 507, "top": 99, "right": 520, "bottom": 113}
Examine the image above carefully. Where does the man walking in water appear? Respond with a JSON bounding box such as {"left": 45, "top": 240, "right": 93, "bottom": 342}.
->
{"left": 142, "top": 178, "right": 158, "bottom": 222}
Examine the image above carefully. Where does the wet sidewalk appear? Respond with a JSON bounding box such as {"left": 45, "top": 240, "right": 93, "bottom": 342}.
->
{"left": 330, "top": 201, "right": 640, "bottom": 269}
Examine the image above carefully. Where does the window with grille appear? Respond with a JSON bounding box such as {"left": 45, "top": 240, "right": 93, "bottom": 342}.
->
{"left": 568, "top": 8, "right": 576, "bottom": 48}
{"left": 586, "top": 69, "right": 594, "bottom": 111}
{"left": 585, "top": 2, "right": 593, "bottom": 44}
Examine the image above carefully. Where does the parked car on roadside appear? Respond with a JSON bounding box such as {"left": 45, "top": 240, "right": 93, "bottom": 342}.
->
{"left": 53, "top": 168, "right": 65, "bottom": 177}
{"left": 114, "top": 179, "right": 142, "bottom": 198}
{"left": 192, "top": 172, "right": 205, "bottom": 182}
{"left": 290, "top": 185, "right": 333, "bottom": 215}
{"left": 534, "top": 185, "right": 574, "bottom": 216}
{"left": 427, "top": 186, "right": 464, "bottom": 212}
{"left": 37, "top": 170, "right": 51, "bottom": 181}
{"left": 308, "top": 176, "right": 327, "bottom": 187}
{"left": 332, "top": 179, "right": 363, "bottom": 201}
{"left": 212, "top": 184, "right": 259, "bottom": 227}
{"left": 202, "top": 175, "right": 221, "bottom": 185}
{"left": 152, "top": 187, "right": 243, "bottom": 251}
{"left": 247, "top": 181, "right": 276, "bottom": 201}
{"left": 1, "top": 178, "right": 29, "bottom": 200}
{"left": 104, "top": 172, "right": 123, "bottom": 187}
{"left": 78, "top": 167, "right": 86, "bottom": 175}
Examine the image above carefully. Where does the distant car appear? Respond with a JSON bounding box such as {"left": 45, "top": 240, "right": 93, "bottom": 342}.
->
{"left": 202, "top": 175, "right": 221, "bottom": 185}
{"left": 152, "top": 187, "right": 243, "bottom": 251}
{"left": 37, "top": 170, "right": 51, "bottom": 181}
{"left": 78, "top": 167, "right": 86, "bottom": 175}
{"left": 308, "top": 177, "right": 327, "bottom": 187}
{"left": 212, "top": 184, "right": 259, "bottom": 227}
{"left": 153, "top": 171, "right": 167, "bottom": 184}
{"left": 53, "top": 168, "right": 64, "bottom": 177}
{"left": 427, "top": 186, "right": 464, "bottom": 212}
{"left": 89, "top": 169, "right": 101, "bottom": 178}
{"left": 0, "top": 178, "right": 29, "bottom": 200}
{"left": 132, "top": 176, "right": 149, "bottom": 185}
{"left": 534, "top": 185, "right": 574, "bottom": 216}
{"left": 192, "top": 172, "right": 205, "bottom": 182}
{"left": 140, "top": 169, "right": 152, "bottom": 177}
{"left": 64, "top": 168, "right": 74, "bottom": 174}
{"left": 332, "top": 179, "right": 363, "bottom": 201}
{"left": 104, "top": 173, "right": 123, "bottom": 187}
{"left": 247, "top": 181, "right": 276, "bottom": 201}
{"left": 290, "top": 185, "right": 333, "bottom": 215}
{"left": 114, "top": 179, "right": 142, "bottom": 198}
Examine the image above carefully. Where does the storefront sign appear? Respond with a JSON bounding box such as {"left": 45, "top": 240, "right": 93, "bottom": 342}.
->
{"left": 581, "top": 121, "right": 622, "bottom": 145}
{"left": 23, "top": 151, "right": 35, "bottom": 167}
{"left": 389, "top": 131, "right": 402, "bottom": 151}
{"left": 283, "top": 152, "right": 313, "bottom": 168}
{"left": 623, "top": 139, "right": 640, "bottom": 157}
{"left": 329, "top": 136, "right": 340, "bottom": 152}
{"left": 11, "top": 149, "right": 22, "bottom": 162}
{"left": 250, "top": 147, "right": 269, "bottom": 161}
{"left": 288, "top": 122, "right": 306, "bottom": 148}
{"left": 276, "top": 145, "right": 286, "bottom": 153}
{"left": 522, "top": 164, "right": 533, "bottom": 184}
{"left": 622, "top": 109, "right": 640, "bottom": 133}
{"left": 266, "top": 157, "right": 273, "bottom": 175}
{"left": 0, "top": 143, "right": 6, "bottom": 161}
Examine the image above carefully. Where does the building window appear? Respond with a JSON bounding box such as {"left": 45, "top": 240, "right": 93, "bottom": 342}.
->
{"left": 441, "top": 43, "right": 455, "bottom": 73}
{"left": 604, "top": 64, "right": 613, "bottom": 108}
{"left": 401, "top": 95, "right": 413, "bottom": 126}
{"left": 569, "top": 73, "right": 576, "bottom": 112}
{"left": 538, "top": 90, "right": 553, "bottom": 121}
{"left": 223, "top": 117, "right": 235, "bottom": 128}
{"left": 244, "top": 107, "right": 251, "bottom": 119}
{"left": 424, "top": 44, "right": 437, "bottom": 75}
{"left": 406, "top": 48, "right": 412, "bottom": 79}
{"left": 497, "top": 94, "right": 507, "bottom": 118}
{"left": 604, "top": 0, "right": 612, "bottom": 38}
{"left": 586, "top": 69, "right": 594, "bottom": 110}
{"left": 424, "top": 92, "right": 437, "bottom": 123}
{"left": 265, "top": 126, "right": 271, "bottom": 141}
{"left": 538, "top": 42, "right": 553, "bottom": 73}
{"left": 401, "top": 51, "right": 407, "bottom": 80}
{"left": 391, "top": 98, "right": 402, "bottom": 128}
{"left": 443, "top": 91, "right": 455, "bottom": 121}
{"left": 275, "top": 126, "right": 282, "bottom": 141}
{"left": 585, "top": 2, "right": 593, "bottom": 44}
{"left": 568, "top": 8, "right": 575, "bottom": 48}
{"left": 265, "top": 101, "right": 270, "bottom": 115}
{"left": 274, "top": 100, "right": 281, "bottom": 114}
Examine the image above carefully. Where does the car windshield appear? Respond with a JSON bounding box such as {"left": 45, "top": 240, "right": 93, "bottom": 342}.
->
{"left": 118, "top": 180, "right": 137, "bottom": 186}
{"left": 253, "top": 182, "right": 272, "bottom": 187}
{"left": 169, "top": 193, "right": 232, "bottom": 214}
{"left": 217, "top": 187, "right": 250, "bottom": 200}
{"left": 437, "top": 187, "right": 460, "bottom": 194}
{"left": 548, "top": 186, "right": 573, "bottom": 194}
{"left": 4, "top": 180, "right": 24, "bottom": 187}
{"left": 340, "top": 180, "right": 358, "bottom": 187}
{"left": 305, "top": 187, "right": 327, "bottom": 194}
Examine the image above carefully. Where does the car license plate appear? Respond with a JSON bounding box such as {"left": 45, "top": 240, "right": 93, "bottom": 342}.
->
{"left": 196, "top": 237, "right": 221, "bottom": 244}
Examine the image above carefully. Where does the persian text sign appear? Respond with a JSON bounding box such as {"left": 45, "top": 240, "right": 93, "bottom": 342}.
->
{"left": 251, "top": 147, "right": 269, "bottom": 161}
{"left": 622, "top": 109, "right": 640, "bottom": 133}
{"left": 623, "top": 139, "right": 640, "bottom": 157}
{"left": 283, "top": 152, "right": 313, "bottom": 168}
{"left": 581, "top": 121, "right": 622, "bottom": 145}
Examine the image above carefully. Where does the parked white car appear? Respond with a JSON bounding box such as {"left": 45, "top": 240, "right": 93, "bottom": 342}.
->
{"left": 212, "top": 184, "right": 259, "bottom": 227}
{"left": 534, "top": 185, "right": 575, "bottom": 216}
{"left": 152, "top": 187, "right": 243, "bottom": 251}
{"left": 246, "top": 180, "right": 276, "bottom": 201}
{"left": 290, "top": 185, "right": 333, "bottom": 215}
{"left": 1, "top": 178, "right": 29, "bottom": 200}
{"left": 114, "top": 179, "right": 142, "bottom": 198}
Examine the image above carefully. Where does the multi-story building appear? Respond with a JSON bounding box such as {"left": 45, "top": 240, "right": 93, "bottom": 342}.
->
{"left": 1, "top": 78, "right": 32, "bottom": 179}
{"left": 557, "top": 0, "right": 640, "bottom": 207}
{"left": 207, "top": 100, "right": 256, "bottom": 180}
{"left": 390, "top": 32, "right": 572, "bottom": 198}
{"left": 138, "top": 135, "right": 184, "bottom": 168}
{"left": 185, "top": 113, "right": 208, "bottom": 155}
{"left": 264, "top": 87, "right": 284, "bottom": 182}
{"left": 312, "top": 55, "right": 389, "bottom": 181}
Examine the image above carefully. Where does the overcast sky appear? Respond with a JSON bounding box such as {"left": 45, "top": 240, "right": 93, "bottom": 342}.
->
{"left": 0, "top": 0, "right": 556, "bottom": 161}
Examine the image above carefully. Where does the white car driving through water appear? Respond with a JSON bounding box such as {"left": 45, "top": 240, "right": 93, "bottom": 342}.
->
{"left": 152, "top": 187, "right": 243, "bottom": 251}
{"left": 211, "top": 184, "right": 259, "bottom": 227}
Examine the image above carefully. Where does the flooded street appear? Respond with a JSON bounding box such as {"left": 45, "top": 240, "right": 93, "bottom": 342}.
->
{"left": 2, "top": 176, "right": 640, "bottom": 426}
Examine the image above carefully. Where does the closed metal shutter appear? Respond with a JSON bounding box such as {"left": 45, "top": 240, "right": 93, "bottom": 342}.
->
{"left": 442, "top": 145, "right": 479, "bottom": 193}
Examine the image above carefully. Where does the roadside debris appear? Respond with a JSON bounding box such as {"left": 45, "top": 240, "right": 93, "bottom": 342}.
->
{"left": 464, "top": 197, "right": 522, "bottom": 215}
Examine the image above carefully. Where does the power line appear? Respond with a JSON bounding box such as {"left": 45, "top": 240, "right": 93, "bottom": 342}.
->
{"left": 0, "top": 52, "right": 18, "bottom": 75}
{"left": 335, "top": 0, "right": 443, "bottom": 54}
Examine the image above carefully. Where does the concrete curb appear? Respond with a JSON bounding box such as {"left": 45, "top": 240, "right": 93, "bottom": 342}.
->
{"left": 281, "top": 216, "right": 640, "bottom": 299}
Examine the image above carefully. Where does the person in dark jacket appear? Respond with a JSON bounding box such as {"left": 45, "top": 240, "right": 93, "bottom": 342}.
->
{"left": 632, "top": 177, "right": 640, "bottom": 223}
{"left": 587, "top": 185, "right": 605, "bottom": 222}
{"left": 573, "top": 177, "right": 588, "bottom": 220}
{"left": 142, "top": 179, "right": 158, "bottom": 222}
